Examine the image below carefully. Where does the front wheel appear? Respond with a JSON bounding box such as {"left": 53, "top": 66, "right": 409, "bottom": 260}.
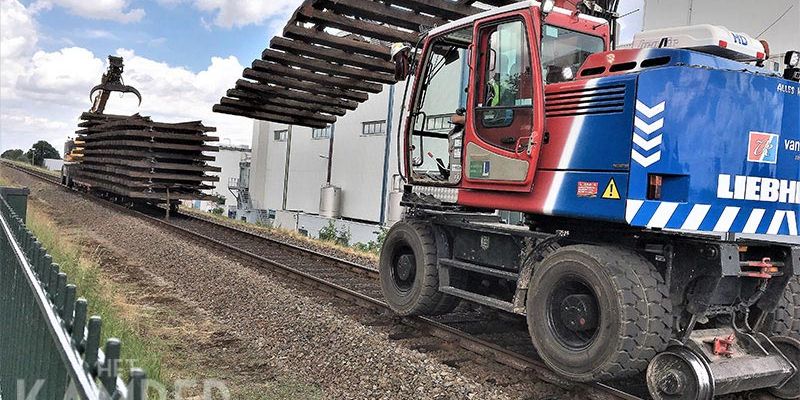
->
{"left": 379, "top": 221, "right": 458, "bottom": 316}
{"left": 527, "top": 245, "right": 672, "bottom": 382}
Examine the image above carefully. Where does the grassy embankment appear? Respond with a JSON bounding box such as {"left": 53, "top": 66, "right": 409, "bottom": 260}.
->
{"left": 2, "top": 159, "right": 61, "bottom": 177}
{"left": 27, "top": 206, "right": 166, "bottom": 382}
{"left": 181, "top": 206, "right": 383, "bottom": 261}
{"left": 0, "top": 173, "right": 163, "bottom": 383}
{"left": 1, "top": 173, "right": 324, "bottom": 399}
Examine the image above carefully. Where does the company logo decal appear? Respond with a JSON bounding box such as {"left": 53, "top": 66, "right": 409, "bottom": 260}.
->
{"left": 717, "top": 174, "right": 799, "bottom": 204}
{"left": 748, "top": 132, "right": 779, "bottom": 164}
{"left": 631, "top": 100, "right": 665, "bottom": 167}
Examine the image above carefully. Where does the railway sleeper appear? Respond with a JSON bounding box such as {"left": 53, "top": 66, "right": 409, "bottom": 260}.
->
{"left": 378, "top": 211, "right": 800, "bottom": 399}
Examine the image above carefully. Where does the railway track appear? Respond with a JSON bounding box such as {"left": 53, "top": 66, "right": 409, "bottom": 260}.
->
{"left": 1, "top": 160, "right": 643, "bottom": 400}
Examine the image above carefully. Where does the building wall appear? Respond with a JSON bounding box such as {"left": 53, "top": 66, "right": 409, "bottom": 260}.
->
{"left": 253, "top": 82, "right": 409, "bottom": 224}
{"left": 329, "top": 85, "right": 398, "bottom": 222}
{"left": 643, "top": 0, "right": 799, "bottom": 71}
{"left": 285, "top": 125, "right": 330, "bottom": 213}
{"left": 249, "top": 121, "right": 271, "bottom": 211}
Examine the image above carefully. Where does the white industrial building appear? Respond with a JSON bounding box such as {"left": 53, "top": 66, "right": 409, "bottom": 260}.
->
{"left": 248, "top": 85, "right": 407, "bottom": 243}
{"left": 244, "top": 0, "right": 799, "bottom": 244}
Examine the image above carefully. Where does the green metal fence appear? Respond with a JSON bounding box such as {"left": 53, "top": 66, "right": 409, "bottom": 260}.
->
{"left": 0, "top": 187, "right": 147, "bottom": 400}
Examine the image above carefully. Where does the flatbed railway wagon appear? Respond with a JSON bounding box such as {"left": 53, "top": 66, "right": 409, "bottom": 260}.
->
{"left": 375, "top": 1, "right": 800, "bottom": 399}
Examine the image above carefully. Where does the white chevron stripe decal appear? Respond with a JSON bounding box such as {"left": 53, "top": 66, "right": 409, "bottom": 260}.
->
{"left": 627, "top": 202, "right": 797, "bottom": 236}
{"left": 648, "top": 202, "right": 679, "bottom": 228}
{"left": 681, "top": 204, "right": 711, "bottom": 230}
{"left": 713, "top": 207, "right": 740, "bottom": 232}
{"left": 631, "top": 149, "right": 661, "bottom": 167}
{"left": 634, "top": 118, "right": 664, "bottom": 135}
{"left": 631, "top": 100, "right": 665, "bottom": 167}
{"left": 742, "top": 209, "right": 766, "bottom": 234}
{"left": 626, "top": 200, "right": 644, "bottom": 223}
{"left": 787, "top": 211, "right": 798, "bottom": 236}
{"left": 635, "top": 100, "right": 665, "bottom": 118}
{"left": 632, "top": 134, "right": 663, "bottom": 151}
{"left": 768, "top": 210, "right": 786, "bottom": 234}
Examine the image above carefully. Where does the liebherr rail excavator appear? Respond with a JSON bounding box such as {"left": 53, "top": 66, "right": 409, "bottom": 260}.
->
{"left": 376, "top": 1, "right": 800, "bottom": 399}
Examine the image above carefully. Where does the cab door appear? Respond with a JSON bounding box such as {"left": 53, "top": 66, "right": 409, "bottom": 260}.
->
{"left": 462, "top": 10, "right": 545, "bottom": 192}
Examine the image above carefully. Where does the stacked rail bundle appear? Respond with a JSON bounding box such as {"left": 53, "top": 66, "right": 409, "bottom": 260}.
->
{"left": 212, "top": 0, "right": 522, "bottom": 128}
{"left": 72, "top": 112, "right": 220, "bottom": 202}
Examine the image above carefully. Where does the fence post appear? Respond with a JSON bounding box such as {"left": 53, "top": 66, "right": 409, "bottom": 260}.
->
{"left": 101, "top": 339, "right": 122, "bottom": 398}
{"left": 130, "top": 368, "right": 147, "bottom": 400}
{"left": 85, "top": 316, "right": 103, "bottom": 375}
{"left": 72, "top": 299, "right": 88, "bottom": 347}
{"left": 63, "top": 284, "right": 77, "bottom": 323}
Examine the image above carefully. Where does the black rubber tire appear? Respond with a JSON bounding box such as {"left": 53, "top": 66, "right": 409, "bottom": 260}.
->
{"left": 769, "top": 276, "right": 800, "bottom": 339}
{"left": 379, "top": 221, "right": 458, "bottom": 316}
{"left": 527, "top": 244, "right": 672, "bottom": 382}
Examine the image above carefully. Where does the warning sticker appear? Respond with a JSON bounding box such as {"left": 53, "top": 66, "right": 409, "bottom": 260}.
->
{"left": 577, "top": 181, "right": 599, "bottom": 198}
{"left": 602, "top": 179, "right": 621, "bottom": 199}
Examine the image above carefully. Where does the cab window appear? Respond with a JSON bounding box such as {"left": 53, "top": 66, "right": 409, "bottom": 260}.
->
{"left": 410, "top": 27, "right": 472, "bottom": 182}
{"left": 475, "top": 19, "right": 534, "bottom": 152}
{"left": 541, "top": 25, "right": 605, "bottom": 84}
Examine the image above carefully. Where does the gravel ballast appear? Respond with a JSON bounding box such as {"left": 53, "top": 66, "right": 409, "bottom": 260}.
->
{"left": 2, "top": 166, "right": 583, "bottom": 400}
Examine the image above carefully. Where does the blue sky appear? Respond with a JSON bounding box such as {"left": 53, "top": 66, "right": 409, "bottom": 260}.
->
{"left": 1, "top": 0, "right": 643, "bottom": 153}
{"left": 31, "top": 2, "right": 273, "bottom": 72}
{"left": 1, "top": 0, "right": 306, "bottom": 153}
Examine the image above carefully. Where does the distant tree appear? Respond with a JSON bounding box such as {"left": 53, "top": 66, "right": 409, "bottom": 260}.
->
{"left": 1, "top": 149, "right": 26, "bottom": 161}
{"left": 24, "top": 141, "right": 60, "bottom": 166}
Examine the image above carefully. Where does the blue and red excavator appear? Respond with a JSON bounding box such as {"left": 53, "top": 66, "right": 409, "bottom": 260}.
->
{"left": 378, "top": 0, "right": 800, "bottom": 398}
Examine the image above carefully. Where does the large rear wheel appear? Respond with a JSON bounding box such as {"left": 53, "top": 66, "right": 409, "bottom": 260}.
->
{"left": 379, "top": 221, "right": 458, "bottom": 316}
{"left": 768, "top": 277, "right": 800, "bottom": 339}
{"left": 527, "top": 245, "right": 672, "bottom": 381}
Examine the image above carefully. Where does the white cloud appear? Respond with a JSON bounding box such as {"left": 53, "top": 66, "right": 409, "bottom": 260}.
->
{"left": 163, "top": 0, "right": 303, "bottom": 28}
{"left": 83, "top": 29, "right": 119, "bottom": 40}
{"left": 0, "top": 0, "right": 252, "bottom": 154}
{"left": 29, "top": 0, "right": 144, "bottom": 23}
{"left": 1, "top": 0, "right": 38, "bottom": 91}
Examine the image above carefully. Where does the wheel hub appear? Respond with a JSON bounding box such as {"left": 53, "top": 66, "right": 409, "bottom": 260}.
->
{"left": 396, "top": 254, "right": 415, "bottom": 281}
{"left": 547, "top": 278, "right": 601, "bottom": 350}
{"left": 657, "top": 370, "right": 686, "bottom": 395}
{"left": 560, "top": 294, "right": 598, "bottom": 332}
{"left": 647, "top": 346, "right": 714, "bottom": 400}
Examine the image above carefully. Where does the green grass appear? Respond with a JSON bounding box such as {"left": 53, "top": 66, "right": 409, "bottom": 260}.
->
{"left": 26, "top": 209, "right": 164, "bottom": 382}
{"left": 181, "top": 206, "right": 382, "bottom": 262}
{"left": 2, "top": 158, "right": 61, "bottom": 177}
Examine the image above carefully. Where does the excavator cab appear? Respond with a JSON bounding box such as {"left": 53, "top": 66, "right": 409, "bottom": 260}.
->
{"left": 403, "top": 2, "right": 609, "bottom": 203}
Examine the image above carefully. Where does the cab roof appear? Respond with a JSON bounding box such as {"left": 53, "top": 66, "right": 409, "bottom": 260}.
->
{"left": 576, "top": 48, "right": 776, "bottom": 80}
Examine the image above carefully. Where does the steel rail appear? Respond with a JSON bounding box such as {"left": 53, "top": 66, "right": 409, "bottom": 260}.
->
{"left": 1, "top": 160, "right": 642, "bottom": 400}
{"left": 179, "top": 211, "right": 379, "bottom": 279}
